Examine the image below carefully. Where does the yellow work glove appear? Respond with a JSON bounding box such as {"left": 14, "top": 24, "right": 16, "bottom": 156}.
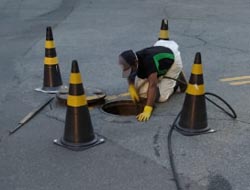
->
{"left": 128, "top": 84, "right": 140, "bottom": 103}
{"left": 136, "top": 105, "right": 153, "bottom": 122}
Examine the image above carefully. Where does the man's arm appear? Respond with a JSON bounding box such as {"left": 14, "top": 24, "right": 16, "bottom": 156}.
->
{"left": 127, "top": 77, "right": 134, "bottom": 85}
{"left": 136, "top": 72, "right": 158, "bottom": 122}
{"left": 146, "top": 72, "right": 158, "bottom": 106}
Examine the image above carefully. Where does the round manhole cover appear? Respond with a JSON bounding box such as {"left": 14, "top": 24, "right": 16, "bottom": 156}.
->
{"left": 101, "top": 100, "right": 144, "bottom": 116}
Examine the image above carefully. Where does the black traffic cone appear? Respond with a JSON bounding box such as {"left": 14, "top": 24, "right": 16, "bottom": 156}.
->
{"left": 35, "top": 26, "right": 64, "bottom": 93}
{"left": 54, "top": 60, "right": 105, "bottom": 151}
{"left": 158, "top": 19, "right": 169, "bottom": 40}
{"left": 175, "top": 52, "right": 215, "bottom": 136}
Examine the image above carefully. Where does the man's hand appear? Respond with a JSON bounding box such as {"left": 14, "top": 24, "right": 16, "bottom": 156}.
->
{"left": 136, "top": 105, "right": 153, "bottom": 122}
{"left": 128, "top": 84, "right": 140, "bottom": 103}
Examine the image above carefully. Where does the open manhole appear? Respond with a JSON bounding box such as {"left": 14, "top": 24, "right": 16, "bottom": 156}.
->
{"left": 101, "top": 100, "right": 144, "bottom": 116}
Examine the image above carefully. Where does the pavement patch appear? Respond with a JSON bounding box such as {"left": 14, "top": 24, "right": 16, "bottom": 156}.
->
{"left": 207, "top": 174, "right": 232, "bottom": 190}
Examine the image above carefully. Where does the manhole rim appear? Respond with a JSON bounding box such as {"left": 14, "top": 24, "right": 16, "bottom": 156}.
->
{"left": 100, "top": 99, "right": 143, "bottom": 117}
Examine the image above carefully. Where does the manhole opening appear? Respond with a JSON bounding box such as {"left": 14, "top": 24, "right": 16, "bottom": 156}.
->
{"left": 101, "top": 100, "right": 144, "bottom": 116}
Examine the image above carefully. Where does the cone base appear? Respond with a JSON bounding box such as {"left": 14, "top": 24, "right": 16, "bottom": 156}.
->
{"left": 53, "top": 135, "right": 105, "bottom": 151}
{"left": 174, "top": 123, "right": 216, "bottom": 136}
{"left": 35, "top": 85, "right": 68, "bottom": 94}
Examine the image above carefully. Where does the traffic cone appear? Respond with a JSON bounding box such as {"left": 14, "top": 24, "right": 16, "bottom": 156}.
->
{"left": 158, "top": 19, "right": 169, "bottom": 40}
{"left": 35, "top": 26, "right": 63, "bottom": 93}
{"left": 54, "top": 60, "right": 105, "bottom": 151}
{"left": 174, "top": 52, "right": 215, "bottom": 135}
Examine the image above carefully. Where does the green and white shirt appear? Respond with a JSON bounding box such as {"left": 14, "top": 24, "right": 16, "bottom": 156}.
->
{"left": 135, "top": 46, "right": 175, "bottom": 79}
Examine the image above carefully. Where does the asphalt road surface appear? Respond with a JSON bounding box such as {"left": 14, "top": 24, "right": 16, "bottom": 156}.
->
{"left": 0, "top": 0, "right": 250, "bottom": 190}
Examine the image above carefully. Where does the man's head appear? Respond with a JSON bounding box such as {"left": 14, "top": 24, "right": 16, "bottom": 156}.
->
{"left": 119, "top": 50, "right": 137, "bottom": 78}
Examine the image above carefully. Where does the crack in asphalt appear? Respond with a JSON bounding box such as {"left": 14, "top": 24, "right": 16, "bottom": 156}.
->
{"left": 236, "top": 119, "right": 250, "bottom": 125}
{"left": 183, "top": 29, "right": 249, "bottom": 54}
{"left": 208, "top": 43, "right": 250, "bottom": 54}
{"left": 180, "top": 30, "right": 250, "bottom": 55}
{"left": 0, "top": 0, "right": 80, "bottom": 144}
{"left": 153, "top": 125, "right": 162, "bottom": 158}
{"left": 44, "top": 114, "right": 65, "bottom": 124}
{"left": 21, "top": 0, "right": 79, "bottom": 57}
{"left": 163, "top": 6, "right": 250, "bottom": 54}
{"left": 0, "top": 132, "right": 10, "bottom": 145}
{"left": 0, "top": 0, "right": 79, "bottom": 107}
{"left": 208, "top": 117, "right": 250, "bottom": 125}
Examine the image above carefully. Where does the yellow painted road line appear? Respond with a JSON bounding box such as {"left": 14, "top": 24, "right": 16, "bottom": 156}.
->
{"left": 229, "top": 80, "right": 250, "bottom": 86}
{"left": 105, "top": 95, "right": 117, "bottom": 101}
{"left": 118, "top": 92, "right": 130, "bottom": 97}
{"left": 105, "top": 92, "right": 130, "bottom": 101}
{"left": 220, "top": 75, "right": 250, "bottom": 82}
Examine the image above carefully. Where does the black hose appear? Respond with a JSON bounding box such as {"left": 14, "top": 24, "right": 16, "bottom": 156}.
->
{"left": 165, "top": 76, "right": 237, "bottom": 189}
{"left": 163, "top": 76, "right": 187, "bottom": 85}
{"left": 162, "top": 76, "right": 237, "bottom": 119}
{"left": 168, "top": 112, "right": 182, "bottom": 190}
{"left": 205, "top": 92, "right": 237, "bottom": 119}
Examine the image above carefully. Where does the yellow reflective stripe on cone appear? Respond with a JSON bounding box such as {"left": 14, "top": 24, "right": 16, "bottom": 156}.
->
{"left": 159, "top": 30, "right": 169, "bottom": 39}
{"left": 45, "top": 40, "right": 55, "bottom": 48}
{"left": 186, "top": 84, "right": 205, "bottom": 95}
{"left": 191, "top": 64, "right": 203, "bottom": 75}
{"left": 44, "top": 57, "right": 58, "bottom": 65}
{"left": 67, "top": 95, "right": 87, "bottom": 107}
{"left": 69, "top": 73, "right": 82, "bottom": 84}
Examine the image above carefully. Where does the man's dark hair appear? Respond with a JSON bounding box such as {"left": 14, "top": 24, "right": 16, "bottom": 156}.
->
{"left": 119, "top": 50, "right": 136, "bottom": 66}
